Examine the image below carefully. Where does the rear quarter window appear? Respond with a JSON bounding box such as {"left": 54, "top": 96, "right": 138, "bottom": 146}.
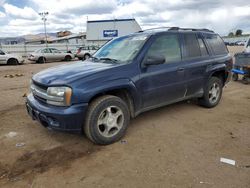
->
{"left": 203, "top": 34, "right": 228, "bottom": 55}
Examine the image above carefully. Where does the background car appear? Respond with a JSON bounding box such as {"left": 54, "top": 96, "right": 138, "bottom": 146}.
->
{"left": 28, "top": 48, "right": 75, "bottom": 63}
{"left": 235, "top": 41, "right": 245, "bottom": 46}
{"left": 0, "top": 49, "right": 24, "bottom": 65}
{"left": 75, "top": 46, "right": 99, "bottom": 60}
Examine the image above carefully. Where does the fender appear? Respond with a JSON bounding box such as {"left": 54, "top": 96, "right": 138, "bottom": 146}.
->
{"left": 72, "top": 78, "right": 141, "bottom": 111}
{"left": 206, "top": 63, "right": 226, "bottom": 73}
{"left": 206, "top": 61, "right": 227, "bottom": 79}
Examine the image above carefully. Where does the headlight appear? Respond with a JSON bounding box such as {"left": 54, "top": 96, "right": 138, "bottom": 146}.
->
{"left": 47, "top": 87, "right": 72, "bottom": 106}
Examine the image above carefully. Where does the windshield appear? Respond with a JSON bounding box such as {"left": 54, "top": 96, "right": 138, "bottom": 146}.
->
{"left": 93, "top": 35, "right": 148, "bottom": 63}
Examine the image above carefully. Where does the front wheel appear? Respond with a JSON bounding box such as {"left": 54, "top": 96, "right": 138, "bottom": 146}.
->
{"left": 198, "top": 77, "right": 223, "bottom": 108}
{"left": 37, "top": 57, "right": 46, "bottom": 64}
{"left": 64, "top": 55, "right": 72, "bottom": 61}
{"left": 84, "top": 95, "right": 130, "bottom": 145}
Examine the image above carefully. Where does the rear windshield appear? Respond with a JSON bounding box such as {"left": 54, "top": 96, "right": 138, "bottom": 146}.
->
{"left": 203, "top": 34, "right": 228, "bottom": 55}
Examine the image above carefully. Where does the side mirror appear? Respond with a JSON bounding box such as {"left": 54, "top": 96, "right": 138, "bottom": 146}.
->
{"left": 144, "top": 55, "right": 165, "bottom": 66}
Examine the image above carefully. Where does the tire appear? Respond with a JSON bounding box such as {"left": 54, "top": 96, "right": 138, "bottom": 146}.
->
{"left": 7, "top": 58, "right": 18, "bottom": 65}
{"left": 232, "top": 73, "right": 238, "bottom": 81}
{"left": 84, "top": 95, "right": 130, "bottom": 145}
{"left": 242, "top": 76, "right": 250, "bottom": 85}
{"left": 198, "top": 77, "right": 223, "bottom": 108}
{"left": 84, "top": 54, "right": 90, "bottom": 60}
{"left": 38, "top": 57, "right": 46, "bottom": 64}
{"left": 64, "top": 55, "right": 72, "bottom": 61}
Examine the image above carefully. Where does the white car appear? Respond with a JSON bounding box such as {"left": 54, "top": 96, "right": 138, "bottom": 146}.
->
{"left": 28, "top": 48, "right": 75, "bottom": 63}
{"left": 75, "top": 46, "right": 99, "bottom": 60}
{"left": 0, "top": 49, "right": 24, "bottom": 65}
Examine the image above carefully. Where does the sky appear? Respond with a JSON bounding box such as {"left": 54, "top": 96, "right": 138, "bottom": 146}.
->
{"left": 0, "top": 0, "right": 250, "bottom": 37}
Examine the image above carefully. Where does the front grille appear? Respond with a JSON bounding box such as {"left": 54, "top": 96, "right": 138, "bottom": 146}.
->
{"left": 34, "top": 94, "right": 47, "bottom": 103}
{"left": 31, "top": 81, "right": 48, "bottom": 103}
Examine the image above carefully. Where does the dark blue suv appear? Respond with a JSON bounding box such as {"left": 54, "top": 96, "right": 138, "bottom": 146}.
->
{"left": 26, "top": 27, "right": 232, "bottom": 145}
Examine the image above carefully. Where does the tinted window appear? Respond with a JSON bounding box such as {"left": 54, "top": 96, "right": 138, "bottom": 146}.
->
{"left": 183, "top": 34, "right": 201, "bottom": 58}
{"left": 146, "top": 34, "right": 181, "bottom": 63}
{"left": 204, "top": 34, "right": 228, "bottom": 55}
{"left": 197, "top": 35, "right": 208, "bottom": 56}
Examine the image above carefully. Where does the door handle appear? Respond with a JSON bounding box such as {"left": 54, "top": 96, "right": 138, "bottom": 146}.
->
{"left": 177, "top": 67, "right": 185, "bottom": 72}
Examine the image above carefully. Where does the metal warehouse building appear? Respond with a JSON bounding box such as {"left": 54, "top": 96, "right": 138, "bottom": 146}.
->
{"left": 86, "top": 18, "right": 142, "bottom": 46}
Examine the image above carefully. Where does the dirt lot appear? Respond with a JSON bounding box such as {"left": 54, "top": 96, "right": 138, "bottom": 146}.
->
{"left": 0, "top": 47, "right": 249, "bottom": 188}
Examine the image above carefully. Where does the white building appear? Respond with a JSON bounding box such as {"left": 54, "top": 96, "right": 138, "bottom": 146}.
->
{"left": 86, "top": 18, "right": 142, "bottom": 46}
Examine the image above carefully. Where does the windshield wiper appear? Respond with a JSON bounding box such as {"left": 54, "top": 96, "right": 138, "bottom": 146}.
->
{"left": 99, "top": 57, "right": 118, "bottom": 63}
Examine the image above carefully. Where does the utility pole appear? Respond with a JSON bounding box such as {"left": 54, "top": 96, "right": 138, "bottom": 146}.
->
{"left": 39, "top": 12, "right": 49, "bottom": 47}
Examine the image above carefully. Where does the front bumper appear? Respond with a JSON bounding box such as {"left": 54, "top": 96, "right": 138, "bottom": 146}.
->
{"left": 26, "top": 94, "right": 88, "bottom": 132}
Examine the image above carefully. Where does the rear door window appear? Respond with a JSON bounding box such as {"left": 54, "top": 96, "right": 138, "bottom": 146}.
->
{"left": 146, "top": 34, "right": 181, "bottom": 63}
{"left": 203, "top": 34, "right": 228, "bottom": 55}
{"left": 183, "top": 33, "right": 201, "bottom": 59}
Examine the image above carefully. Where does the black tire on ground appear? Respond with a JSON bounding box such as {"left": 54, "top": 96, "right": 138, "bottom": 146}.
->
{"left": 64, "top": 55, "right": 72, "bottom": 61}
{"left": 198, "top": 76, "right": 223, "bottom": 108}
{"left": 84, "top": 54, "right": 90, "bottom": 60}
{"left": 232, "top": 73, "right": 238, "bottom": 81}
{"left": 84, "top": 95, "right": 130, "bottom": 145}
{"left": 7, "top": 58, "right": 19, "bottom": 65}
{"left": 38, "top": 57, "right": 46, "bottom": 64}
{"left": 242, "top": 76, "right": 250, "bottom": 85}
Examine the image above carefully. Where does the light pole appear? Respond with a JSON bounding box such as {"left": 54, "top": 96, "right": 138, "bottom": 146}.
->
{"left": 39, "top": 12, "right": 49, "bottom": 47}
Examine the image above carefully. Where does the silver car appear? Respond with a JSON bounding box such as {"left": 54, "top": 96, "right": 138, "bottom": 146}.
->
{"left": 0, "top": 49, "right": 24, "bottom": 65}
{"left": 28, "top": 48, "right": 75, "bottom": 63}
{"left": 75, "top": 46, "right": 99, "bottom": 60}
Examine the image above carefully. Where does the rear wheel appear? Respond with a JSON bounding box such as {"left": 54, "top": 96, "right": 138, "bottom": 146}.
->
{"left": 7, "top": 58, "right": 18, "bottom": 65}
{"left": 232, "top": 73, "right": 238, "bottom": 81}
{"left": 84, "top": 95, "right": 130, "bottom": 145}
{"left": 198, "top": 77, "right": 223, "bottom": 108}
{"left": 38, "top": 57, "right": 46, "bottom": 64}
{"left": 84, "top": 54, "right": 90, "bottom": 60}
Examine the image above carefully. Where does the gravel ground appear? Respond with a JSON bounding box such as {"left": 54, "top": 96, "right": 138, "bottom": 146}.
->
{"left": 0, "top": 47, "right": 249, "bottom": 188}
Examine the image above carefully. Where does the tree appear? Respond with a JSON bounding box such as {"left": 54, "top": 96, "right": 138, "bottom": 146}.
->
{"left": 235, "top": 29, "right": 243, "bottom": 36}
{"left": 228, "top": 32, "right": 234, "bottom": 37}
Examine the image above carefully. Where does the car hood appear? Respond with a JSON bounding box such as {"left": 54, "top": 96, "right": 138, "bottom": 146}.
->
{"left": 33, "top": 60, "right": 120, "bottom": 85}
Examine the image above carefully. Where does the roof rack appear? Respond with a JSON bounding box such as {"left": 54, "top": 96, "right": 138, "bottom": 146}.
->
{"left": 139, "top": 27, "right": 214, "bottom": 33}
